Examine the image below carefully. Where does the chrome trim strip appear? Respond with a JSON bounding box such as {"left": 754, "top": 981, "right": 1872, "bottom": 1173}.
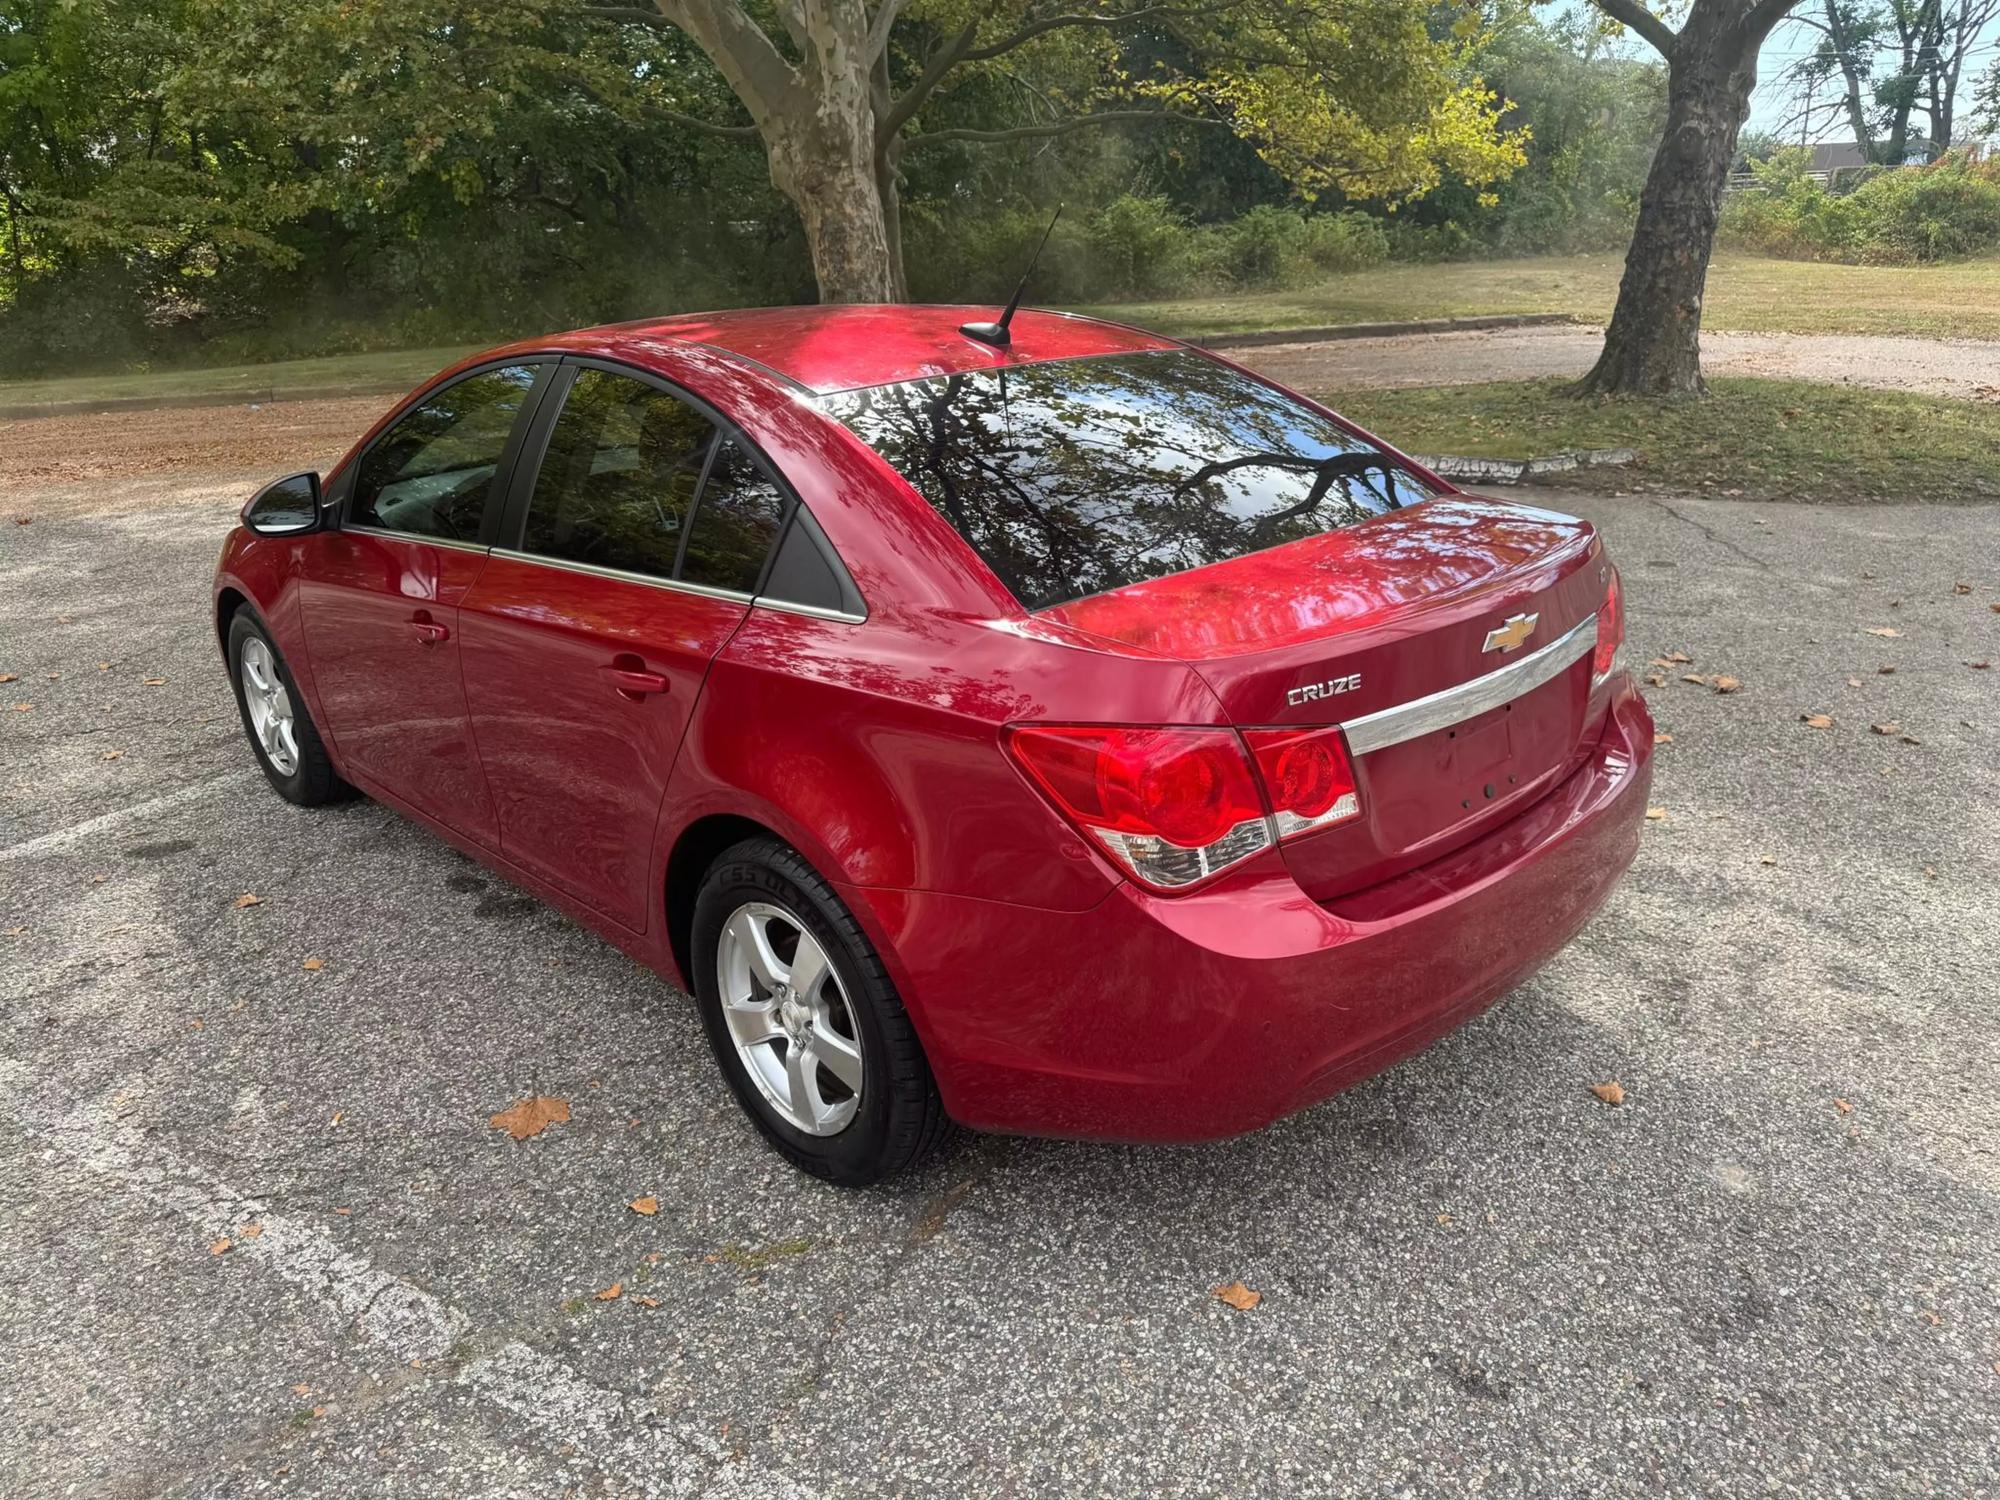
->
{"left": 346, "top": 524, "right": 490, "bottom": 556}
{"left": 489, "top": 548, "right": 755, "bottom": 605}
{"left": 1341, "top": 615, "right": 1598, "bottom": 756}
{"left": 752, "top": 596, "right": 867, "bottom": 625}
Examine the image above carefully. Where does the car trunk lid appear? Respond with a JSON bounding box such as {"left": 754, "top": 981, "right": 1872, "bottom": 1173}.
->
{"left": 1039, "top": 495, "right": 1614, "bottom": 901}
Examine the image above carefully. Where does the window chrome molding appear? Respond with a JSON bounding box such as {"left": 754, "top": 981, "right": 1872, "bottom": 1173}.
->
{"left": 1340, "top": 615, "right": 1598, "bottom": 757}
{"left": 752, "top": 595, "right": 866, "bottom": 625}
{"left": 490, "top": 547, "right": 756, "bottom": 604}
{"left": 345, "top": 524, "right": 491, "bottom": 557}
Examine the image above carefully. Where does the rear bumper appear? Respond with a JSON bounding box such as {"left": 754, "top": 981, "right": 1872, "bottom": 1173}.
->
{"left": 846, "top": 680, "right": 1654, "bottom": 1141}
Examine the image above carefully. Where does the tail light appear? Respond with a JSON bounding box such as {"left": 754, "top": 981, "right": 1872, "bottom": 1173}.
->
{"left": 1004, "top": 725, "right": 1272, "bottom": 891}
{"left": 1241, "top": 725, "right": 1361, "bottom": 838}
{"left": 1004, "top": 721, "right": 1363, "bottom": 894}
{"left": 1592, "top": 568, "right": 1624, "bottom": 680}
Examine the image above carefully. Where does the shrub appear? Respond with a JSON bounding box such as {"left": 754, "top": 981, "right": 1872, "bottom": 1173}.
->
{"left": 1720, "top": 147, "right": 2000, "bottom": 264}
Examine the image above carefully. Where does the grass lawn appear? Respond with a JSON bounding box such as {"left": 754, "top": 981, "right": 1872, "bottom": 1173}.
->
{"left": 0, "top": 345, "right": 475, "bottom": 409}
{"left": 1318, "top": 377, "right": 2000, "bottom": 504}
{"left": 1079, "top": 252, "right": 2000, "bottom": 342}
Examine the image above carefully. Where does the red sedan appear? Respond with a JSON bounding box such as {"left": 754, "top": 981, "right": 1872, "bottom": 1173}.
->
{"left": 213, "top": 305, "right": 1652, "bottom": 1184}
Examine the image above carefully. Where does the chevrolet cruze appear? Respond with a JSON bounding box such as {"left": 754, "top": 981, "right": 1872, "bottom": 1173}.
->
{"left": 213, "top": 305, "right": 1653, "bottom": 1184}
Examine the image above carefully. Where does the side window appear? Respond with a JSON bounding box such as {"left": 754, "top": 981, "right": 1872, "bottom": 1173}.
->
{"left": 351, "top": 366, "right": 538, "bottom": 542}
{"left": 522, "top": 370, "right": 714, "bottom": 578}
{"left": 680, "top": 438, "right": 788, "bottom": 594}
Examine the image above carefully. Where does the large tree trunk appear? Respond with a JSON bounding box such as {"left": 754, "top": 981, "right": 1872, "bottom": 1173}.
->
{"left": 769, "top": 127, "right": 898, "bottom": 301}
{"left": 1571, "top": 18, "right": 1756, "bottom": 398}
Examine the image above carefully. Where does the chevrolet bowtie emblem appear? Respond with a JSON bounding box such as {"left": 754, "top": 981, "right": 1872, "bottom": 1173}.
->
{"left": 1482, "top": 613, "right": 1539, "bottom": 654}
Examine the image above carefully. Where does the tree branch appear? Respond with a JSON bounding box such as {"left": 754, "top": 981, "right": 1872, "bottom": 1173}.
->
{"left": 960, "top": 3, "right": 1232, "bottom": 62}
{"left": 902, "top": 109, "right": 1230, "bottom": 147}
{"left": 1743, "top": 0, "right": 1807, "bottom": 45}
{"left": 647, "top": 0, "right": 800, "bottom": 132}
{"left": 875, "top": 23, "right": 977, "bottom": 151}
{"left": 863, "top": 0, "right": 904, "bottom": 62}
{"left": 649, "top": 105, "right": 761, "bottom": 138}
{"left": 1585, "top": 0, "right": 1678, "bottom": 58}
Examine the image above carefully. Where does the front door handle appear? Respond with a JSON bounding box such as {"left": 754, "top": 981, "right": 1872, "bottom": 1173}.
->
{"left": 601, "top": 665, "right": 670, "bottom": 696}
{"left": 410, "top": 610, "right": 449, "bottom": 645}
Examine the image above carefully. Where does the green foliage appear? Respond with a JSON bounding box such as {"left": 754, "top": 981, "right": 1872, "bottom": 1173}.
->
{"left": 905, "top": 196, "right": 1385, "bottom": 303}
{"left": 1720, "top": 148, "right": 2000, "bottom": 263}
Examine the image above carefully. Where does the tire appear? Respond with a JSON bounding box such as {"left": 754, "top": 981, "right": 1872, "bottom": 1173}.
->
{"left": 691, "top": 837, "right": 950, "bottom": 1185}
{"left": 226, "top": 609, "right": 351, "bottom": 806}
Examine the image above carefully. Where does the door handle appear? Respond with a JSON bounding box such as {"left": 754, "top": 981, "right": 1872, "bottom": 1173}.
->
{"left": 601, "top": 665, "right": 670, "bottom": 696}
{"left": 410, "top": 610, "right": 449, "bottom": 645}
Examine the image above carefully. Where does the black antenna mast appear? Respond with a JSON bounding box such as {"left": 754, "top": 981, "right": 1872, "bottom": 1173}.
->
{"left": 960, "top": 203, "right": 1063, "bottom": 348}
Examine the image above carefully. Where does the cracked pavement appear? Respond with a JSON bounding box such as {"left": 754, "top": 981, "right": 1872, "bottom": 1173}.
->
{"left": 2, "top": 443, "right": 1997, "bottom": 1497}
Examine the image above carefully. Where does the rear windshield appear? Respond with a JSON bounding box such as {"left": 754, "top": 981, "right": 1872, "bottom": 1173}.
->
{"left": 818, "top": 350, "right": 1434, "bottom": 610}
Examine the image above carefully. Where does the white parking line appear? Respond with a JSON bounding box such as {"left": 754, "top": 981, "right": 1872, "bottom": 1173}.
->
{"left": 0, "top": 771, "right": 255, "bottom": 862}
{"left": 2, "top": 1068, "right": 816, "bottom": 1500}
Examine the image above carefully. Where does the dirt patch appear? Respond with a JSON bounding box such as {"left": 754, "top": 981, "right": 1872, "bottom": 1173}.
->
{"left": 1239, "top": 326, "right": 2000, "bottom": 402}
{"left": 0, "top": 396, "right": 392, "bottom": 517}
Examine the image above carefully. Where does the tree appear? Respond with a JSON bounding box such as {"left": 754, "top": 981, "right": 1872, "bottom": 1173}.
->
{"left": 1570, "top": 0, "right": 1803, "bottom": 398}
{"left": 607, "top": 0, "right": 1527, "bottom": 302}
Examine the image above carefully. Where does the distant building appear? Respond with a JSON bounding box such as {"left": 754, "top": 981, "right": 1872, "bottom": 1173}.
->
{"left": 1729, "top": 138, "right": 1941, "bottom": 192}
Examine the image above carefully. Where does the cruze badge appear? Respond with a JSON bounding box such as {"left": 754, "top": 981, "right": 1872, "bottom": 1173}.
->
{"left": 1287, "top": 673, "right": 1361, "bottom": 708}
{"left": 1482, "top": 613, "right": 1539, "bottom": 654}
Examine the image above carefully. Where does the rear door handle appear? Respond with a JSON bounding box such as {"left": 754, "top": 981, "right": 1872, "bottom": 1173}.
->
{"left": 601, "top": 666, "right": 670, "bottom": 696}
{"left": 410, "top": 611, "right": 449, "bottom": 645}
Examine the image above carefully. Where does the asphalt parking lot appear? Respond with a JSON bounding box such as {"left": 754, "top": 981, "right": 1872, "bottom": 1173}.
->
{"left": 2, "top": 424, "right": 1997, "bottom": 1498}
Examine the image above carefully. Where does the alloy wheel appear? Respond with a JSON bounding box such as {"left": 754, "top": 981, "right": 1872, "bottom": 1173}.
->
{"left": 239, "top": 636, "right": 300, "bottom": 776}
{"left": 715, "top": 900, "right": 864, "bottom": 1136}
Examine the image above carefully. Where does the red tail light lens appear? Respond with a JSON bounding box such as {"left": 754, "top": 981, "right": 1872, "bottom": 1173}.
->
{"left": 1592, "top": 568, "right": 1624, "bottom": 679}
{"left": 1004, "top": 725, "right": 1272, "bottom": 892}
{"left": 1241, "top": 725, "right": 1361, "bottom": 838}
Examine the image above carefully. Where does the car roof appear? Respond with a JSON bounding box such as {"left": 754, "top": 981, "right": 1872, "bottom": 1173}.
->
{"left": 519, "top": 304, "right": 1184, "bottom": 397}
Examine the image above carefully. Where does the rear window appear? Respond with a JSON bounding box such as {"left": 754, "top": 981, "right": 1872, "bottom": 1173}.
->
{"left": 819, "top": 350, "right": 1434, "bottom": 610}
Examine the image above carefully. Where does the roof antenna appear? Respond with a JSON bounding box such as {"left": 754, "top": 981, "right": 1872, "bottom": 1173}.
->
{"left": 960, "top": 203, "right": 1063, "bottom": 348}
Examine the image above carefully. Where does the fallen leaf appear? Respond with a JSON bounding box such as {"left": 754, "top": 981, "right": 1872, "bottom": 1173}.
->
{"left": 1644, "top": 807, "right": 1667, "bottom": 821}
{"left": 1712, "top": 675, "right": 1742, "bottom": 693}
{"left": 1833, "top": 1098, "right": 1853, "bottom": 1115}
{"left": 1953, "top": 582, "right": 1972, "bottom": 595}
{"left": 240, "top": 1222, "right": 264, "bottom": 1238}
{"left": 1801, "top": 713, "right": 1834, "bottom": 729}
{"left": 100, "top": 749, "right": 124, "bottom": 762}
{"left": 632, "top": 1295, "right": 661, "bottom": 1309}
{"left": 1590, "top": 1081, "right": 1626, "bottom": 1106}
{"left": 1968, "top": 660, "right": 1991, "bottom": 670}
{"left": 1654, "top": 731, "right": 1673, "bottom": 744}
{"left": 1645, "top": 673, "right": 1666, "bottom": 688}
{"left": 1759, "top": 855, "right": 1777, "bottom": 866}
{"left": 1211, "top": 1281, "right": 1262, "bottom": 1311}
{"left": 1661, "top": 651, "right": 1694, "bottom": 664}
{"left": 291, "top": 1383, "right": 310, "bottom": 1397}
{"left": 490, "top": 1095, "right": 570, "bottom": 1141}
{"left": 233, "top": 893, "right": 263, "bottom": 909}
{"left": 1991, "top": 603, "right": 2000, "bottom": 614}
{"left": 330, "top": 1111, "right": 344, "bottom": 1127}
{"left": 97, "top": 662, "right": 110, "bottom": 671}
{"left": 301, "top": 957, "right": 324, "bottom": 971}
{"left": 10, "top": 702, "right": 31, "bottom": 712}
{"left": 142, "top": 677, "right": 167, "bottom": 686}
{"left": 1870, "top": 722, "right": 1901, "bottom": 736}
{"left": 628, "top": 1196, "right": 660, "bottom": 1217}
{"left": 9, "top": 515, "right": 27, "bottom": 525}
{"left": 1680, "top": 673, "right": 1707, "bottom": 685}
{"left": 595, "top": 1282, "right": 623, "bottom": 1302}
{"left": 1864, "top": 627, "right": 1902, "bottom": 638}
{"left": 1924, "top": 866, "right": 1938, "bottom": 880}
{"left": 0, "top": 674, "right": 15, "bottom": 683}
{"left": 189, "top": 1017, "right": 204, "bottom": 1031}
{"left": 333, "top": 1207, "right": 352, "bottom": 1216}
{"left": 1877, "top": 665, "right": 1895, "bottom": 676}
{"left": 1845, "top": 677, "right": 1862, "bottom": 688}
{"left": 210, "top": 1237, "right": 233, "bottom": 1256}
{"left": 1901, "top": 734, "right": 1922, "bottom": 745}
{"left": 311, "top": 1404, "right": 328, "bottom": 1418}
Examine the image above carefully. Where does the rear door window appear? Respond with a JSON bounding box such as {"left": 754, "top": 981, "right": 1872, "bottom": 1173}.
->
{"left": 521, "top": 369, "right": 716, "bottom": 578}
{"left": 351, "top": 365, "right": 540, "bottom": 543}
{"left": 679, "top": 437, "right": 789, "bottom": 594}
{"left": 819, "top": 350, "right": 1434, "bottom": 610}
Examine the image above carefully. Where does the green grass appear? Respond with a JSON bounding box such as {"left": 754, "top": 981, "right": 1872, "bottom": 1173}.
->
{"left": 1318, "top": 377, "right": 2000, "bottom": 504}
{"left": 0, "top": 345, "right": 475, "bottom": 408}
{"left": 1080, "top": 251, "right": 2000, "bottom": 341}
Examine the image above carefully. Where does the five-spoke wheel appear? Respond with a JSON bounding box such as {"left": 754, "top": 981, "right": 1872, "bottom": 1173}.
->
{"left": 716, "top": 900, "right": 867, "bottom": 1136}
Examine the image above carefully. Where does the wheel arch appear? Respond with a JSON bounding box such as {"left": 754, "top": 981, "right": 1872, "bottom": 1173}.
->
{"left": 663, "top": 813, "right": 781, "bottom": 992}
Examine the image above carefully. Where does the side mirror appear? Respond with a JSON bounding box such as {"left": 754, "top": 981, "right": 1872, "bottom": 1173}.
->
{"left": 241, "top": 471, "right": 325, "bottom": 536}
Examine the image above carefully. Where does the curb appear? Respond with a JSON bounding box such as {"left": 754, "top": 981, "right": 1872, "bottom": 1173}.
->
{"left": 1415, "top": 448, "right": 1639, "bottom": 485}
{"left": 1194, "top": 312, "right": 1578, "bottom": 351}
{"left": 3, "top": 313, "right": 1582, "bottom": 421}
{"left": 0, "top": 381, "right": 412, "bottom": 423}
